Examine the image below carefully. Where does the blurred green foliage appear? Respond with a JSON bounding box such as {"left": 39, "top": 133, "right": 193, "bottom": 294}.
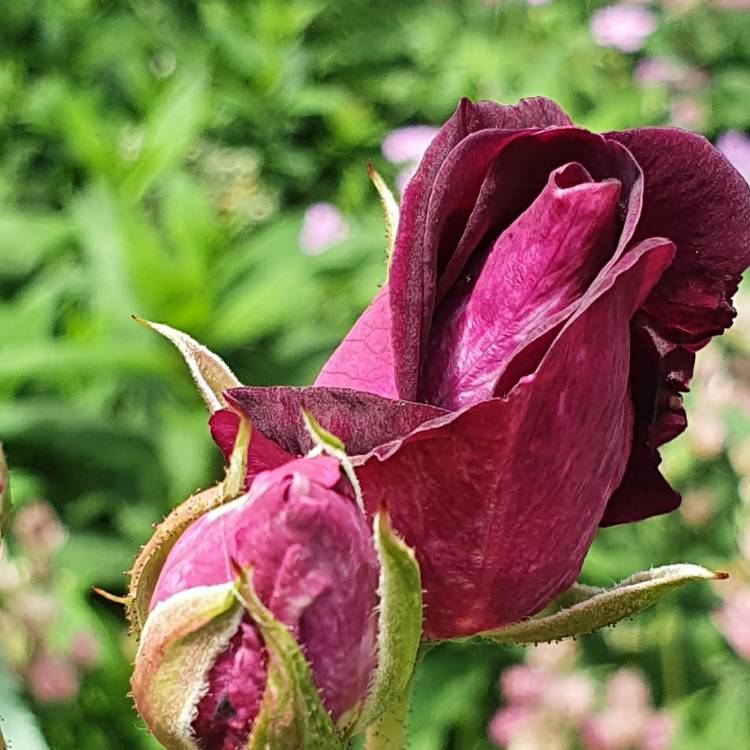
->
{"left": 1, "top": 0, "right": 750, "bottom": 748}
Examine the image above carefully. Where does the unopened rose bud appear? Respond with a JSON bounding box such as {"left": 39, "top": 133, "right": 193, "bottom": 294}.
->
{"left": 132, "top": 456, "right": 379, "bottom": 749}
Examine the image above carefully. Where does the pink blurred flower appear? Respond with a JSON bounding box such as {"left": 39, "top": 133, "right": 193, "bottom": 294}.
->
{"left": 633, "top": 57, "right": 707, "bottom": 91}
{"left": 382, "top": 125, "right": 439, "bottom": 164}
{"left": 488, "top": 705, "right": 533, "bottom": 747}
{"left": 643, "top": 712, "right": 675, "bottom": 750}
{"left": 28, "top": 651, "right": 79, "bottom": 703}
{"left": 715, "top": 587, "right": 750, "bottom": 661}
{"left": 69, "top": 631, "right": 100, "bottom": 669}
{"left": 669, "top": 97, "right": 705, "bottom": 131}
{"left": 606, "top": 668, "right": 649, "bottom": 711}
{"left": 12, "top": 502, "right": 66, "bottom": 556}
{"left": 500, "top": 665, "right": 548, "bottom": 705}
{"left": 543, "top": 674, "right": 595, "bottom": 722}
{"left": 717, "top": 131, "right": 750, "bottom": 185}
{"left": 298, "top": 202, "right": 349, "bottom": 255}
{"left": 590, "top": 4, "right": 658, "bottom": 53}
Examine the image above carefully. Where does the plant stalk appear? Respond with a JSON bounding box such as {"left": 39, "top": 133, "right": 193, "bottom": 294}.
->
{"left": 362, "top": 678, "right": 414, "bottom": 750}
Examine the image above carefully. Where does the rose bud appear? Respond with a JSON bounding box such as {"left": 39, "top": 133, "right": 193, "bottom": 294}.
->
{"left": 131, "top": 455, "right": 379, "bottom": 749}
{"left": 164, "top": 96, "right": 747, "bottom": 642}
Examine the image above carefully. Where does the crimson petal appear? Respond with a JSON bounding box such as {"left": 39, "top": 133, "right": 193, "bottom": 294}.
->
{"left": 357, "top": 239, "right": 675, "bottom": 639}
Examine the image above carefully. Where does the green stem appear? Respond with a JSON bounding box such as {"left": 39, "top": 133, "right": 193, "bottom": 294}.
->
{"left": 363, "top": 679, "right": 414, "bottom": 750}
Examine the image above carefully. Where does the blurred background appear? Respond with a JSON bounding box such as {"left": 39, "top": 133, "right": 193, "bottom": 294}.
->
{"left": 1, "top": 0, "right": 750, "bottom": 748}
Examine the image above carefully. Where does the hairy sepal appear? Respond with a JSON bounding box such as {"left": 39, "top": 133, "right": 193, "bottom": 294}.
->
{"left": 127, "top": 415, "right": 251, "bottom": 635}
{"left": 134, "top": 317, "right": 241, "bottom": 413}
{"left": 353, "top": 510, "right": 422, "bottom": 735}
{"left": 235, "top": 570, "right": 344, "bottom": 750}
{"left": 478, "top": 564, "right": 724, "bottom": 645}
{"left": 367, "top": 163, "right": 400, "bottom": 264}
{"left": 131, "top": 583, "right": 241, "bottom": 750}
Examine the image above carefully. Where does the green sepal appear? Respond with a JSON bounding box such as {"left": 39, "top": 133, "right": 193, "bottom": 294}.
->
{"left": 0, "top": 443, "right": 9, "bottom": 538}
{"left": 354, "top": 510, "right": 423, "bottom": 736}
{"left": 234, "top": 568, "right": 344, "bottom": 750}
{"left": 478, "top": 563, "right": 725, "bottom": 645}
{"left": 134, "top": 317, "right": 241, "bottom": 413}
{"left": 131, "top": 583, "right": 241, "bottom": 750}
{"left": 302, "top": 407, "right": 364, "bottom": 514}
{"left": 366, "top": 163, "right": 400, "bottom": 264}
{"left": 126, "top": 414, "right": 251, "bottom": 635}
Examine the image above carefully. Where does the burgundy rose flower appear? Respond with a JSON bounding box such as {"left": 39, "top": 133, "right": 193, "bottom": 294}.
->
{"left": 131, "top": 456, "right": 379, "bottom": 749}
{"left": 209, "top": 97, "right": 750, "bottom": 639}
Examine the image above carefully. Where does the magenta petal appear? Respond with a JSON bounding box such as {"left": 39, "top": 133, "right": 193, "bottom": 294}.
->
{"left": 218, "top": 386, "right": 446, "bottom": 458}
{"left": 314, "top": 287, "right": 399, "bottom": 399}
{"left": 358, "top": 239, "right": 675, "bottom": 639}
{"left": 390, "top": 97, "right": 573, "bottom": 400}
{"left": 421, "top": 163, "right": 620, "bottom": 408}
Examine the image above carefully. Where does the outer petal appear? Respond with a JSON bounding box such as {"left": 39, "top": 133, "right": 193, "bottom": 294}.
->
{"left": 604, "top": 128, "right": 750, "bottom": 524}
{"left": 357, "top": 239, "right": 675, "bottom": 639}
{"left": 390, "top": 97, "right": 573, "bottom": 399}
{"left": 212, "top": 386, "right": 446, "bottom": 459}
{"left": 314, "top": 287, "right": 399, "bottom": 398}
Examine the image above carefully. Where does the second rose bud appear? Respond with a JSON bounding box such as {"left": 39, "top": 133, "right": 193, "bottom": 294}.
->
{"left": 131, "top": 455, "right": 380, "bottom": 750}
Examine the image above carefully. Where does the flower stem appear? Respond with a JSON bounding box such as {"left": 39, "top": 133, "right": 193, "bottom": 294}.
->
{"left": 363, "top": 679, "right": 414, "bottom": 750}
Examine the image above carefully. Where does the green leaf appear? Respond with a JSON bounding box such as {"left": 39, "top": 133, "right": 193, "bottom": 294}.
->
{"left": 0, "top": 658, "right": 50, "bottom": 750}
{"left": 0, "top": 443, "right": 9, "bottom": 538}
{"left": 478, "top": 564, "right": 724, "bottom": 645}
{"left": 355, "top": 511, "right": 423, "bottom": 736}
{"left": 235, "top": 570, "right": 343, "bottom": 750}
{"left": 134, "top": 319, "right": 241, "bottom": 412}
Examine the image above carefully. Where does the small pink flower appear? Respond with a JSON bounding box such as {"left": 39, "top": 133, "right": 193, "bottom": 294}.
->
{"left": 633, "top": 57, "right": 707, "bottom": 91}
{"left": 500, "top": 665, "right": 548, "bottom": 706}
{"left": 12, "top": 502, "right": 66, "bottom": 556}
{"left": 590, "top": 4, "right": 658, "bottom": 53}
{"left": 28, "top": 651, "right": 79, "bottom": 703}
{"left": 606, "top": 668, "right": 650, "bottom": 711}
{"left": 717, "top": 131, "right": 750, "bottom": 185}
{"left": 382, "top": 126, "right": 439, "bottom": 164}
{"left": 715, "top": 587, "right": 750, "bottom": 661}
{"left": 543, "top": 674, "right": 594, "bottom": 721}
{"left": 488, "top": 705, "right": 532, "bottom": 747}
{"left": 582, "top": 709, "right": 647, "bottom": 750}
{"left": 298, "top": 202, "right": 349, "bottom": 255}
{"left": 642, "top": 711, "right": 675, "bottom": 750}
{"left": 69, "top": 631, "right": 100, "bottom": 669}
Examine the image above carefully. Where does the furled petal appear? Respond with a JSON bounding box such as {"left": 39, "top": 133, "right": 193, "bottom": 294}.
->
{"left": 420, "top": 162, "right": 621, "bottom": 409}
{"left": 357, "top": 239, "right": 675, "bottom": 639}
{"left": 211, "top": 387, "right": 446, "bottom": 460}
{"left": 603, "top": 128, "right": 750, "bottom": 524}
{"left": 389, "top": 97, "right": 573, "bottom": 400}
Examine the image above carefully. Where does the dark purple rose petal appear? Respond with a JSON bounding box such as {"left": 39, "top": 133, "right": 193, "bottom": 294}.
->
{"left": 358, "top": 239, "right": 674, "bottom": 639}
{"left": 420, "top": 162, "right": 620, "bottom": 408}
{"left": 602, "top": 127, "right": 750, "bottom": 524}
{"left": 215, "top": 386, "right": 446, "bottom": 458}
{"left": 390, "top": 97, "right": 574, "bottom": 400}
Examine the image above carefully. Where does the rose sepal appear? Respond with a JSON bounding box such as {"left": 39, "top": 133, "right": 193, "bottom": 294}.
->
{"left": 131, "top": 582, "right": 242, "bottom": 750}
{"left": 233, "top": 566, "right": 345, "bottom": 750}
{"left": 474, "top": 563, "right": 726, "bottom": 645}
{"left": 126, "top": 413, "right": 251, "bottom": 635}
